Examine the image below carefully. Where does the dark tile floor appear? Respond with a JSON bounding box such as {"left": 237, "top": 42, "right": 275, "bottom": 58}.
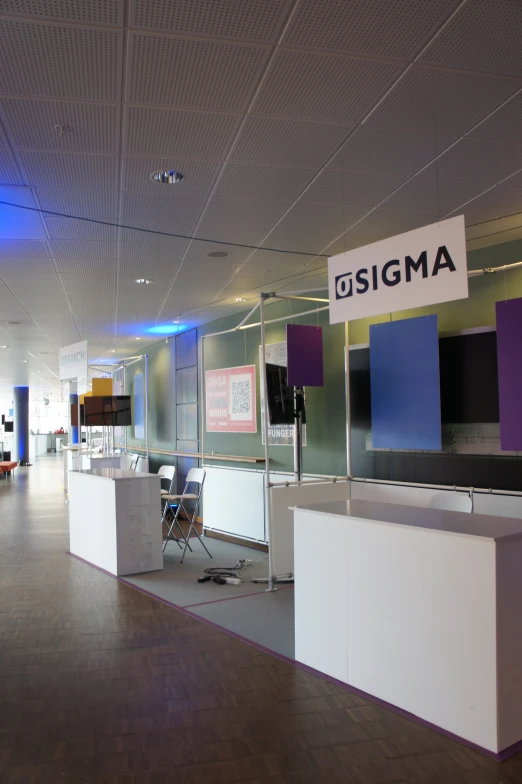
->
{"left": 1, "top": 455, "right": 521, "bottom": 783}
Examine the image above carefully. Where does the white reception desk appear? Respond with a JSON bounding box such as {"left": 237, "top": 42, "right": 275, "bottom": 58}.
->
{"left": 293, "top": 499, "right": 522, "bottom": 757}
{"left": 68, "top": 468, "right": 162, "bottom": 576}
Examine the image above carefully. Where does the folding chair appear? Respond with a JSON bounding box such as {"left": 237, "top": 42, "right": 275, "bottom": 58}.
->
{"left": 162, "top": 468, "right": 212, "bottom": 563}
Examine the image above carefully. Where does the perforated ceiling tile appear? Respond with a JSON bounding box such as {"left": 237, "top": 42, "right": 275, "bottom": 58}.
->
{"left": 119, "top": 236, "right": 189, "bottom": 260}
{"left": 34, "top": 189, "right": 118, "bottom": 220}
{"left": 469, "top": 92, "right": 522, "bottom": 145}
{"left": 504, "top": 171, "right": 522, "bottom": 188}
{"left": 202, "top": 196, "right": 289, "bottom": 227}
{"left": 125, "top": 107, "right": 241, "bottom": 158}
{"left": 44, "top": 216, "right": 118, "bottom": 240}
{"left": 420, "top": 0, "right": 522, "bottom": 77}
{"left": 330, "top": 126, "right": 436, "bottom": 175}
{"left": 122, "top": 156, "right": 220, "bottom": 196}
{"left": 130, "top": 0, "right": 292, "bottom": 42}
{"left": 192, "top": 220, "right": 269, "bottom": 247}
{"left": 1, "top": 98, "right": 120, "bottom": 153}
{"left": 49, "top": 240, "right": 117, "bottom": 259}
{"left": 127, "top": 33, "right": 269, "bottom": 111}
{"left": 253, "top": 50, "right": 402, "bottom": 124}
{"left": 19, "top": 151, "right": 119, "bottom": 191}
{"left": 457, "top": 185, "right": 522, "bottom": 225}
{"left": 0, "top": 20, "right": 123, "bottom": 101}
{"left": 1, "top": 0, "right": 124, "bottom": 25}
{"left": 215, "top": 162, "right": 314, "bottom": 203}
{"left": 0, "top": 149, "right": 23, "bottom": 185}
{"left": 55, "top": 258, "right": 115, "bottom": 275}
{"left": 283, "top": 0, "right": 457, "bottom": 59}
{"left": 437, "top": 138, "right": 522, "bottom": 186}
{"left": 121, "top": 192, "right": 206, "bottom": 231}
{"left": 301, "top": 168, "right": 404, "bottom": 206}
{"left": 232, "top": 116, "right": 351, "bottom": 166}
{"left": 366, "top": 65, "right": 521, "bottom": 149}
{"left": 0, "top": 239, "right": 49, "bottom": 257}
{"left": 383, "top": 166, "right": 492, "bottom": 217}
{"left": 0, "top": 122, "right": 9, "bottom": 148}
{"left": 282, "top": 199, "right": 369, "bottom": 232}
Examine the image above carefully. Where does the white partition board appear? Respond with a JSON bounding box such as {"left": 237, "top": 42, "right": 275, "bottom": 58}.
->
{"left": 203, "top": 466, "right": 265, "bottom": 542}
{"left": 270, "top": 480, "right": 351, "bottom": 575}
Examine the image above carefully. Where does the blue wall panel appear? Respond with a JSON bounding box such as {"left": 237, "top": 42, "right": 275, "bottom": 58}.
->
{"left": 370, "top": 315, "right": 441, "bottom": 451}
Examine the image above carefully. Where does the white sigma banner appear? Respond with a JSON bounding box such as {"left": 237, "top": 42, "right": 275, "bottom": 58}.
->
{"left": 59, "top": 340, "right": 88, "bottom": 381}
{"left": 328, "top": 215, "right": 468, "bottom": 324}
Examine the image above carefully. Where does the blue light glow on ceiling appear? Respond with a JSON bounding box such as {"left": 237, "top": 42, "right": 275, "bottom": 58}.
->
{"left": 147, "top": 324, "right": 183, "bottom": 335}
{"left": 0, "top": 187, "right": 47, "bottom": 239}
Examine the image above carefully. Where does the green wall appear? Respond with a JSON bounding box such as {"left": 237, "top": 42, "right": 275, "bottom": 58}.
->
{"left": 128, "top": 236, "right": 522, "bottom": 483}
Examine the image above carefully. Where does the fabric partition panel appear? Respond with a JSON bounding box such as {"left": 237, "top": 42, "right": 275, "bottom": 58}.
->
{"left": 133, "top": 373, "right": 145, "bottom": 440}
{"left": 496, "top": 298, "right": 522, "bottom": 451}
{"left": 287, "top": 324, "right": 324, "bottom": 386}
{"left": 370, "top": 315, "right": 442, "bottom": 450}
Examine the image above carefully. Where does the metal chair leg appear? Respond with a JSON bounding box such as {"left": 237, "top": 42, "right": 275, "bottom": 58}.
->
{"left": 180, "top": 501, "right": 212, "bottom": 563}
{"left": 161, "top": 500, "right": 182, "bottom": 550}
{"left": 163, "top": 502, "right": 193, "bottom": 553}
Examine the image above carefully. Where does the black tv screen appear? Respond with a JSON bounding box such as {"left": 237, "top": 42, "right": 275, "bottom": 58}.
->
{"left": 4, "top": 421, "right": 13, "bottom": 433}
{"left": 266, "top": 364, "right": 294, "bottom": 425}
{"left": 82, "top": 396, "right": 132, "bottom": 427}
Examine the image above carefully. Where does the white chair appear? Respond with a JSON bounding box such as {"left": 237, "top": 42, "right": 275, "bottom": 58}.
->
{"left": 158, "top": 465, "right": 176, "bottom": 495}
{"left": 428, "top": 492, "right": 472, "bottom": 513}
{"left": 162, "top": 468, "right": 211, "bottom": 563}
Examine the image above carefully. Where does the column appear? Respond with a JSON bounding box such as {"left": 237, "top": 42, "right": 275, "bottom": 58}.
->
{"left": 69, "top": 381, "right": 79, "bottom": 445}
{"left": 14, "top": 385, "right": 29, "bottom": 465}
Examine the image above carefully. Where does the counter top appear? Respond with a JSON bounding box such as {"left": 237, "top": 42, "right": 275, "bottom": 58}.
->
{"left": 292, "top": 499, "right": 522, "bottom": 542}
{"left": 71, "top": 468, "right": 157, "bottom": 481}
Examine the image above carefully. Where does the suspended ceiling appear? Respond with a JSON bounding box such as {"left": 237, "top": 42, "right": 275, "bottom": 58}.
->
{"left": 1, "top": 0, "right": 522, "bottom": 388}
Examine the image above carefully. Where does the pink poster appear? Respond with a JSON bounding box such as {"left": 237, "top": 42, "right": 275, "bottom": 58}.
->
{"left": 205, "top": 365, "right": 257, "bottom": 433}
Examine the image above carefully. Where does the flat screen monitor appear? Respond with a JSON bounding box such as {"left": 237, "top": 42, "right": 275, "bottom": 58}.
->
{"left": 82, "top": 396, "right": 132, "bottom": 427}
{"left": 4, "top": 421, "right": 13, "bottom": 432}
{"left": 265, "top": 364, "right": 294, "bottom": 426}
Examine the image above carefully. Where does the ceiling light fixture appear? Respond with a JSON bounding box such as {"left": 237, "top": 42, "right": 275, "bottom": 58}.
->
{"left": 207, "top": 251, "right": 228, "bottom": 258}
{"left": 135, "top": 278, "right": 152, "bottom": 285}
{"left": 0, "top": 345, "right": 8, "bottom": 349}
{"left": 235, "top": 297, "right": 247, "bottom": 302}
{"left": 150, "top": 170, "right": 184, "bottom": 185}
{"left": 135, "top": 337, "right": 141, "bottom": 340}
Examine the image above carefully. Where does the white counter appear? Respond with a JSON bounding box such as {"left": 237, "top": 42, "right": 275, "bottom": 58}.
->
{"left": 29, "top": 433, "right": 49, "bottom": 460}
{"left": 293, "top": 499, "right": 522, "bottom": 756}
{"left": 68, "top": 468, "right": 162, "bottom": 576}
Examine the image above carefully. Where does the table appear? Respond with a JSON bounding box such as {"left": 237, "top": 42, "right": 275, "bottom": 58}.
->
{"left": 292, "top": 499, "right": 522, "bottom": 756}
{"left": 68, "top": 468, "right": 162, "bottom": 576}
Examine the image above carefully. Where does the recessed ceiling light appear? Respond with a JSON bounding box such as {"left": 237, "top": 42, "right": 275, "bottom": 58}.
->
{"left": 0, "top": 345, "right": 8, "bottom": 349}
{"left": 150, "top": 170, "right": 184, "bottom": 185}
{"left": 22, "top": 360, "right": 27, "bottom": 363}
{"left": 172, "top": 319, "right": 180, "bottom": 324}
{"left": 111, "top": 350, "right": 116, "bottom": 353}
{"left": 235, "top": 297, "right": 247, "bottom": 302}
{"left": 135, "top": 337, "right": 141, "bottom": 340}
{"left": 135, "top": 278, "right": 152, "bottom": 285}
{"left": 207, "top": 251, "right": 228, "bottom": 258}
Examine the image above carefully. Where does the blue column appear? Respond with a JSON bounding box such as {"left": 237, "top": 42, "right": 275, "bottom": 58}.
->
{"left": 70, "top": 393, "right": 79, "bottom": 445}
{"left": 14, "top": 386, "right": 29, "bottom": 465}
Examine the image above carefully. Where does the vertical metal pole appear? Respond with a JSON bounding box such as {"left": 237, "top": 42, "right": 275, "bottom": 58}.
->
{"left": 345, "top": 321, "right": 352, "bottom": 477}
{"left": 123, "top": 363, "right": 127, "bottom": 458}
{"left": 144, "top": 354, "right": 149, "bottom": 469}
{"left": 260, "top": 293, "right": 276, "bottom": 591}
{"left": 200, "top": 334, "right": 206, "bottom": 468}
{"left": 293, "top": 389, "right": 299, "bottom": 482}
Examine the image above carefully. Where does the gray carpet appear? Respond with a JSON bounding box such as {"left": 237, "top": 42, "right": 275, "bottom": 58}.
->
{"left": 123, "top": 537, "right": 295, "bottom": 659}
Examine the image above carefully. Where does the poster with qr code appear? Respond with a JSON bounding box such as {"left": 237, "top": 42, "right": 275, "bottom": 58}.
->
{"left": 205, "top": 365, "right": 257, "bottom": 433}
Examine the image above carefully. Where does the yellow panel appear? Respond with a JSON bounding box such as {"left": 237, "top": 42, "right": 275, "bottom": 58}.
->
{"left": 92, "top": 378, "right": 113, "bottom": 396}
{"left": 79, "top": 391, "right": 92, "bottom": 405}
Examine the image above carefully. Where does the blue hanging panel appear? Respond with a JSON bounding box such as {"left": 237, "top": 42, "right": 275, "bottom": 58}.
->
{"left": 370, "top": 314, "right": 442, "bottom": 451}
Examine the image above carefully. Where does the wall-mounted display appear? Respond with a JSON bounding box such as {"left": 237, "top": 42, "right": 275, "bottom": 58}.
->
{"left": 205, "top": 365, "right": 256, "bottom": 433}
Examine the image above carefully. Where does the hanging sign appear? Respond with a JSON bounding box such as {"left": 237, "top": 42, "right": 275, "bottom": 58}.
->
{"left": 59, "top": 340, "right": 88, "bottom": 381}
{"left": 205, "top": 365, "right": 257, "bottom": 433}
{"left": 259, "top": 342, "right": 307, "bottom": 447}
{"left": 328, "top": 215, "right": 468, "bottom": 324}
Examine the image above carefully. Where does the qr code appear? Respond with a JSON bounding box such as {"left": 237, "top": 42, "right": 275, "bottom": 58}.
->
{"left": 230, "top": 378, "right": 251, "bottom": 419}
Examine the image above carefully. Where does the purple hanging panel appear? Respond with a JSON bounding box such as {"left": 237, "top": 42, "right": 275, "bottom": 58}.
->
{"left": 496, "top": 298, "right": 522, "bottom": 451}
{"left": 286, "top": 324, "right": 324, "bottom": 387}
